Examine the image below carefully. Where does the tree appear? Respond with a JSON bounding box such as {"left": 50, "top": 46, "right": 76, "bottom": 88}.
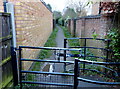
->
{"left": 53, "top": 11, "right": 62, "bottom": 19}
{"left": 63, "top": 7, "right": 77, "bottom": 19}
{"left": 47, "top": 4, "right": 52, "bottom": 12}
{"left": 65, "top": 0, "right": 93, "bottom": 17}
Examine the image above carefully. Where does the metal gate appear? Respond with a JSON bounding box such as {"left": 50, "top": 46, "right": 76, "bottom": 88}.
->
{"left": 18, "top": 46, "right": 83, "bottom": 89}
{"left": 13, "top": 38, "right": 120, "bottom": 89}
{"left": 64, "top": 38, "right": 120, "bottom": 88}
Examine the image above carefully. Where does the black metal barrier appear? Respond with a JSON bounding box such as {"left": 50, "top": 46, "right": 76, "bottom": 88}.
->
{"left": 17, "top": 43, "right": 119, "bottom": 89}
{"left": 18, "top": 38, "right": 120, "bottom": 89}
{"left": 18, "top": 46, "right": 82, "bottom": 89}
{"left": 74, "top": 58, "right": 120, "bottom": 89}
{"left": 64, "top": 38, "right": 112, "bottom": 72}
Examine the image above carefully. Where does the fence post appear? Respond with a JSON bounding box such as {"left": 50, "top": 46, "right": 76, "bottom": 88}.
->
{"left": 3, "top": 0, "right": 8, "bottom": 12}
{"left": 19, "top": 47, "right": 22, "bottom": 89}
{"left": 74, "top": 59, "right": 79, "bottom": 89}
{"left": 64, "top": 39, "right": 67, "bottom": 72}
{"left": 105, "top": 40, "right": 110, "bottom": 74}
{"left": 83, "top": 39, "right": 86, "bottom": 72}
{"left": 73, "top": 19, "right": 76, "bottom": 37}
{"left": 11, "top": 47, "right": 18, "bottom": 86}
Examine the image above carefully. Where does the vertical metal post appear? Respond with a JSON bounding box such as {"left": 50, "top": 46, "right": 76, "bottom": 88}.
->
{"left": 106, "top": 40, "right": 110, "bottom": 61}
{"left": 105, "top": 40, "right": 110, "bottom": 74}
{"left": 74, "top": 59, "right": 79, "bottom": 89}
{"left": 11, "top": 47, "right": 18, "bottom": 86}
{"left": 64, "top": 39, "right": 67, "bottom": 72}
{"left": 83, "top": 39, "right": 86, "bottom": 72}
{"left": 3, "top": 0, "right": 8, "bottom": 12}
{"left": 73, "top": 19, "right": 76, "bottom": 37}
{"left": 19, "top": 47, "right": 22, "bottom": 89}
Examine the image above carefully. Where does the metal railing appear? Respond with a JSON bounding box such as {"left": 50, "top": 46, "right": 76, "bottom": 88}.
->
{"left": 18, "top": 46, "right": 83, "bottom": 89}
{"left": 13, "top": 45, "right": 120, "bottom": 89}
{"left": 64, "top": 38, "right": 112, "bottom": 72}
{"left": 74, "top": 58, "right": 120, "bottom": 89}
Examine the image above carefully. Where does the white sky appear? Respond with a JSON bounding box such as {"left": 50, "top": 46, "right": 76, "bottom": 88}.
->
{"left": 43, "top": 0, "right": 92, "bottom": 15}
{"left": 43, "top": 0, "right": 66, "bottom": 12}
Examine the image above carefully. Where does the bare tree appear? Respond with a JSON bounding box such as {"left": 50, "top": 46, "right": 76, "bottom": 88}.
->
{"left": 65, "top": 0, "right": 92, "bottom": 17}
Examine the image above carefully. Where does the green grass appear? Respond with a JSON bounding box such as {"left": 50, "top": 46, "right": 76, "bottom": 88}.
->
{"left": 61, "top": 26, "right": 80, "bottom": 54}
{"left": 38, "top": 28, "right": 58, "bottom": 59}
{"left": 61, "top": 26, "right": 96, "bottom": 60}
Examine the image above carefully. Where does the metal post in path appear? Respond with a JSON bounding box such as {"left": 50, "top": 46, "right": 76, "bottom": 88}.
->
{"left": 64, "top": 39, "right": 67, "bottom": 72}
{"left": 74, "top": 58, "right": 79, "bottom": 89}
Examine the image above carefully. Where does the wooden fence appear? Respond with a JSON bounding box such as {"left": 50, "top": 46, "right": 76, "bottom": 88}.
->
{"left": 0, "top": 12, "right": 13, "bottom": 88}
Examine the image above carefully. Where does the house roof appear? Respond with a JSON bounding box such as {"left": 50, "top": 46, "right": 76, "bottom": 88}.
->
{"left": 100, "top": 2, "right": 120, "bottom": 14}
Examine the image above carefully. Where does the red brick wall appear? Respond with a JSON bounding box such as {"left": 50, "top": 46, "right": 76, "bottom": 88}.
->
{"left": 76, "top": 19, "right": 85, "bottom": 38}
{"left": 73, "top": 16, "right": 111, "bottom": 39}
{"left": 68, "top": 19, "right": 76, "bottom": 36}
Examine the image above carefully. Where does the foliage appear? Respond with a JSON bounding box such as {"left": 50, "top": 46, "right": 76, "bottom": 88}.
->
{"left": 92, "top": 32, "right": 99, "bottom": 39}
{"left": 47, "top": 4, "right": 52, "bottom": 12}
{"left": 64, "top": 0, "right": 92, "bottom": 17}
{"left": 61, "top": 26, "right": 96, "bottom": 61}
{"left": 62, "top": 7, "right": 77, "bottom": 19}
{"left": 106, "top": 28, "right": 120, "bottom": 60}
{"left": 53, "top": 11, "right": 62, "bottom": 19}
{"left": 57, "top": 17, "right": 64, "bottom": 26}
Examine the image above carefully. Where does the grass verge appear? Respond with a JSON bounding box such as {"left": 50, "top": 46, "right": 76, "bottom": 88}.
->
{"left": 61, "top": 26, "right": 80, "bottom": 54}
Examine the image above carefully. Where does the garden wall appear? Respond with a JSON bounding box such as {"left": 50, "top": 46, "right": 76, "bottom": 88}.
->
{"left": 0, "top": 0, "right": 53, "bottom": 70}
{"left": 68, "top": 15, "right": 112, "bottom": 58}
{"left": 0, "top": 1, "right": 4, "bottom": 12}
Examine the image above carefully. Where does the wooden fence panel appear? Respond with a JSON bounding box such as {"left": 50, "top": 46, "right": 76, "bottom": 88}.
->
{"left": 0, "top": 12, "right": 13, "bottom": 88}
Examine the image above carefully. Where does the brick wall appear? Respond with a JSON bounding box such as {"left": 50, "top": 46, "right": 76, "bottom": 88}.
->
{"left": 68, "top": 15, "right": 112, "bottom": 59}
{"left": 68, "top": 19, "right": 76, "bottom": 37}
{"left": 15, "top": 1, "right": 53, "bottom": 70}
{"left": 0, "top": 1, "right": 4, "bottom": 12}
{"left": 69, "top": 15, "right": 111, "bottom": 39}
{"left": 0, "top": 0, "right": 53, "bottom": 70}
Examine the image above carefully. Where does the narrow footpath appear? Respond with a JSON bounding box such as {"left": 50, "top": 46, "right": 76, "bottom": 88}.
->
{"left": 37, "top": 25, "right": 110, "bottom": 88}
{"left": 52, "top": 26, "right": 107, "bottom": 87}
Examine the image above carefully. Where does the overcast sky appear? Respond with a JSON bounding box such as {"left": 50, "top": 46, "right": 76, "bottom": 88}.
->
{"left": 43, "top": 0, "right": 66, "bottom": 12}
{"left": 43, "top": 0, "right": 91, "bottom": 12}
{"left": 43, "top": 0, "right": 93, "bottom": 15}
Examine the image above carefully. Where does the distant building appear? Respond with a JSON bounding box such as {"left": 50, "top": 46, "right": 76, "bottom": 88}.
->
{"left": 90, "top": 0, "right": 119, "bottom": 15}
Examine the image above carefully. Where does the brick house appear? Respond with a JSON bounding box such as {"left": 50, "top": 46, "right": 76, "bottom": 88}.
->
{"left": 91, "top": 0, "right": 120, "bottom": 15}
{"left": 0, "top": 0, "right": 53, "bottom": 70}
